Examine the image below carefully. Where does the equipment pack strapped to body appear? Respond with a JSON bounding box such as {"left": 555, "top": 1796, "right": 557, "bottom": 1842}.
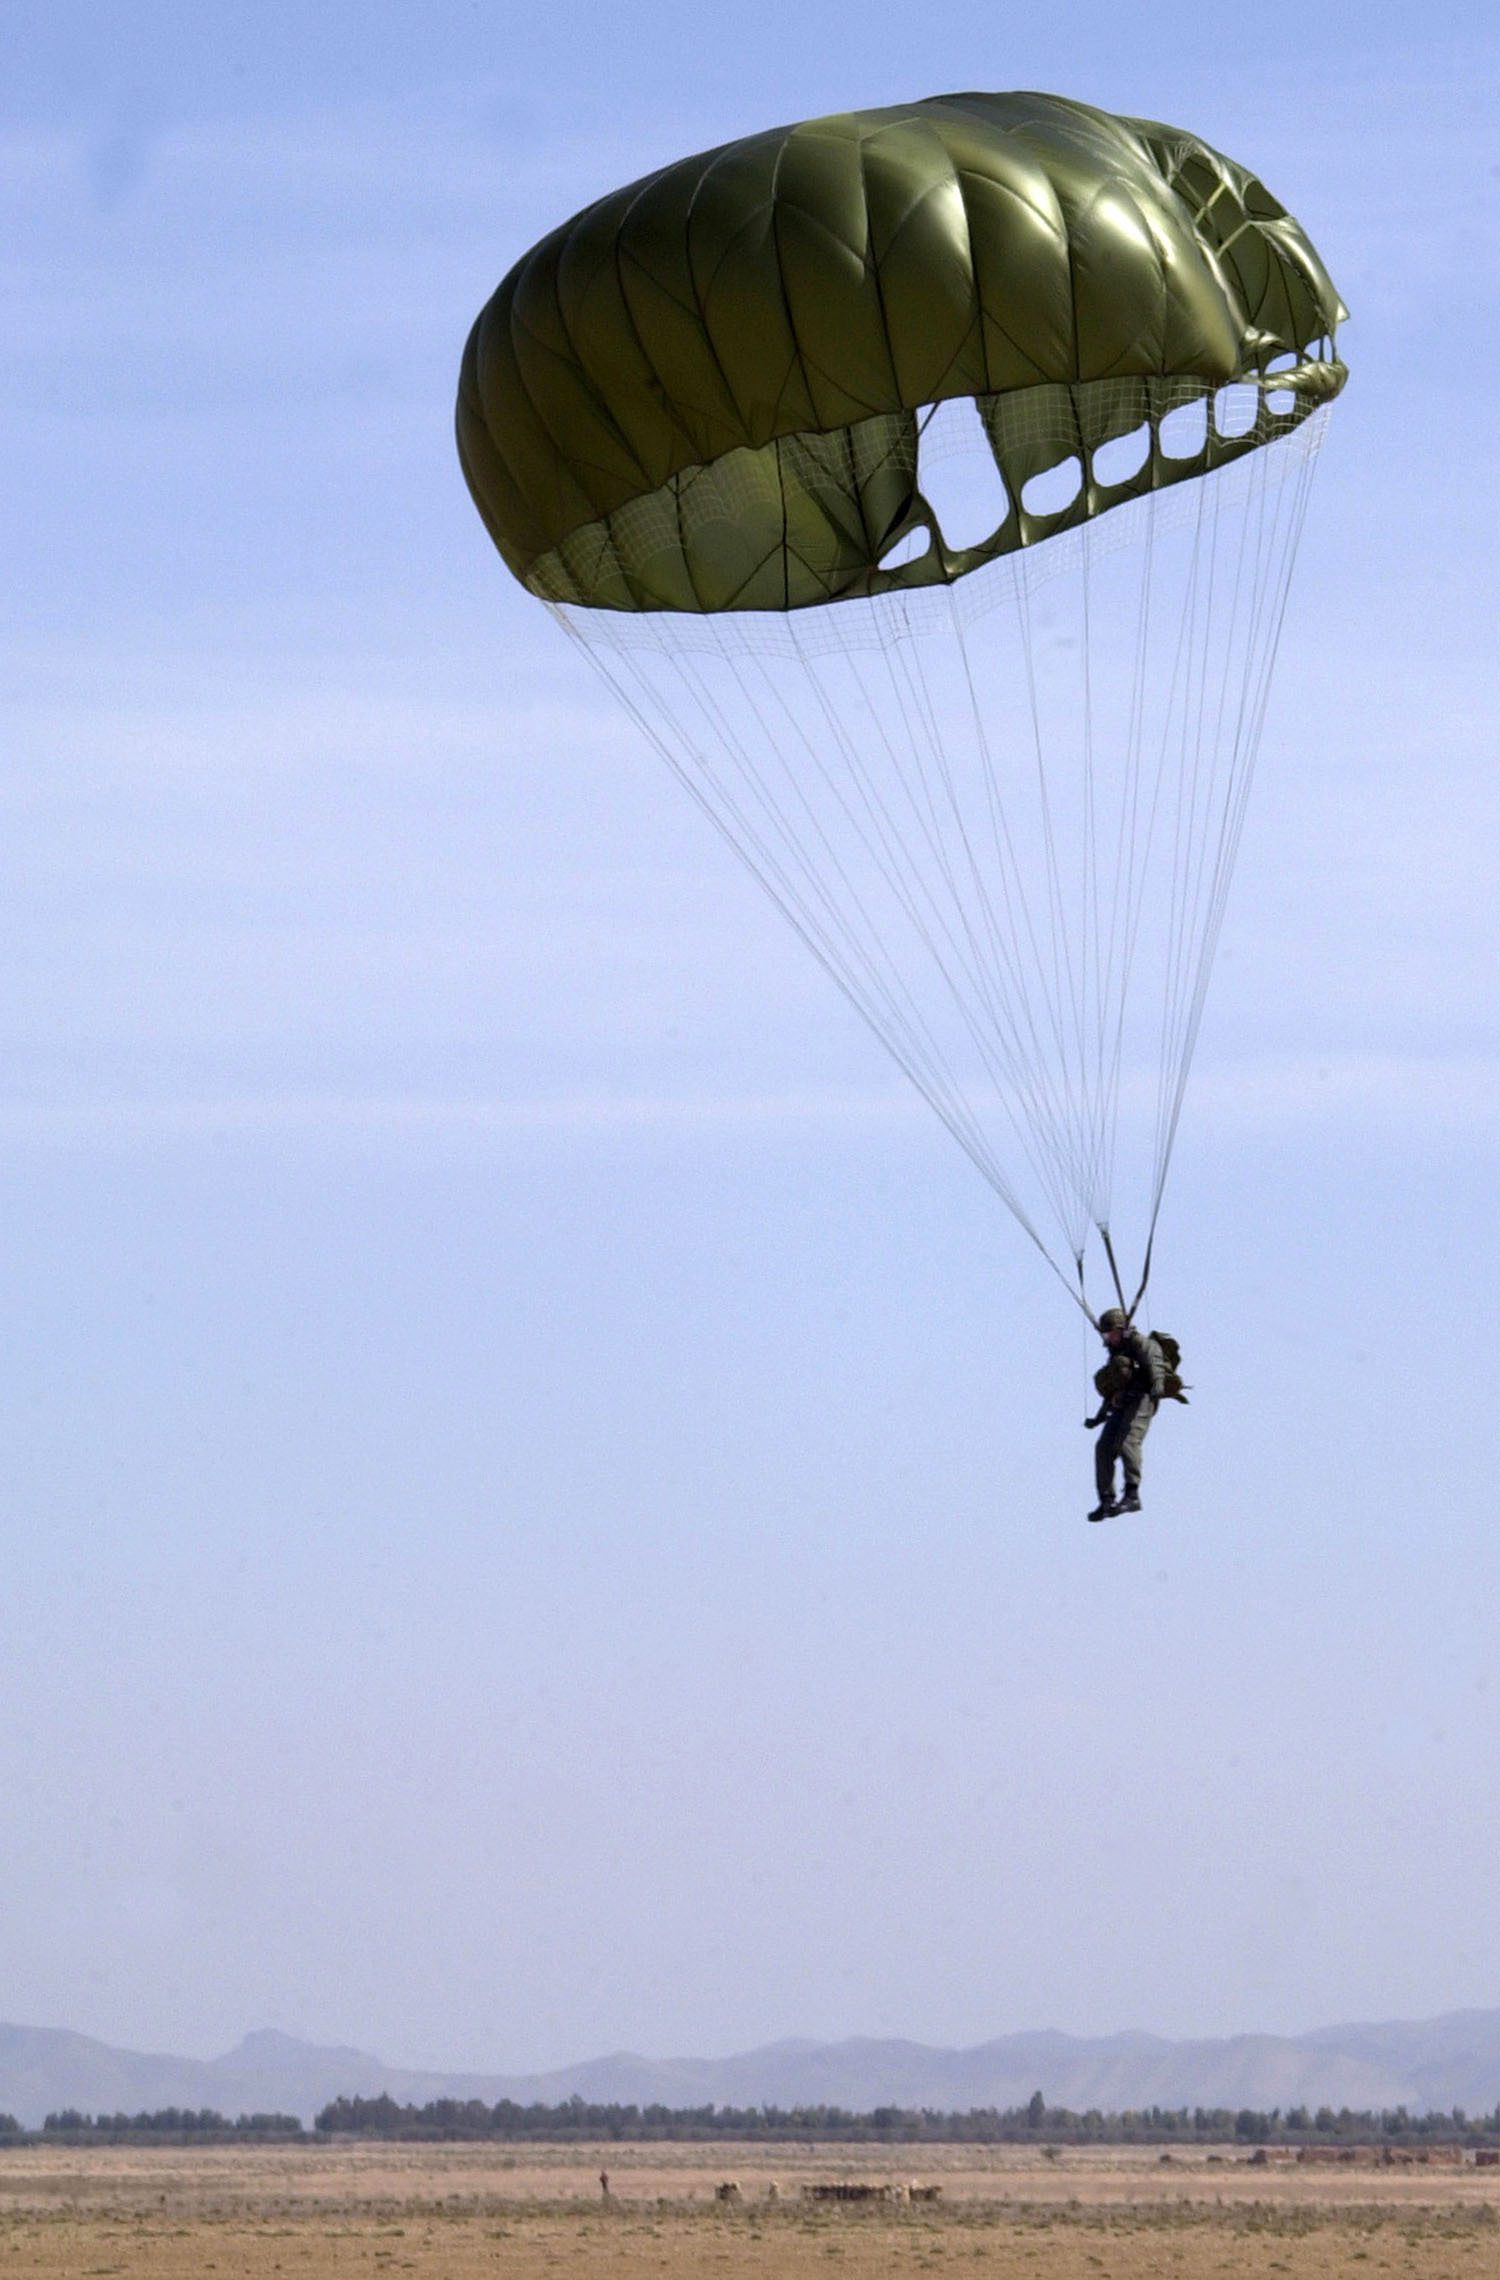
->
{"left": 1092, "top": 1352, "right": 1137, "bottom": 1405}
{"left": 1092, "top": 1330, "right": 1189, "bottom": 1409}
{"left": 1148, "top": 1331, "right": 1190, "bottom": 1404}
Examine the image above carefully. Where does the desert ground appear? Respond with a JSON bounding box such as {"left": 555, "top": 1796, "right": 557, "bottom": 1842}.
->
{"left": 2, "top": 2138, "right": 1498, "bottom": 2277}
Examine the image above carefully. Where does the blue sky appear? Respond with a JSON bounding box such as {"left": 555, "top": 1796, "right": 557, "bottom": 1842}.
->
{"left": 4, "top": 2, "right": 1499, "bottom": 2076}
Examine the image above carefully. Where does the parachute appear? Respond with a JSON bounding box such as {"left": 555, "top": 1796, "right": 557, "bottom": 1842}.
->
{"left": 457, "top": 91, "right": 1346, "bottom": 1318}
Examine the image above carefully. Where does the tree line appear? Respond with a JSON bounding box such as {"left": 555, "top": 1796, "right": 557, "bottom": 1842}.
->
{"left": 6, "top": 2093, "right": 1499, "bottom": 2147}
{"left": 10, "top": 2108, "right": 304, "bottom": 2143}
{"left": 308, "top": 2091, "right": 1500, "bottom": 2145}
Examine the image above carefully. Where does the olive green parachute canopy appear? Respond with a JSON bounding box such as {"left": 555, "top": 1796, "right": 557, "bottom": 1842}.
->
{"left": 454, "top": 92, "right": 1348, "bottom": 1311}
{"left": 457, "top": 90, "right": 1346, "bottom": 613}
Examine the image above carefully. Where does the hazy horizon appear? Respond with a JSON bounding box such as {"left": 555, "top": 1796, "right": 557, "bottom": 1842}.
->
{"left": 11, "top": 2004, "right": 1500, "bottom": 2137}
{"left": 19, "top": 1997, "right": 1500, "bottom": 2070}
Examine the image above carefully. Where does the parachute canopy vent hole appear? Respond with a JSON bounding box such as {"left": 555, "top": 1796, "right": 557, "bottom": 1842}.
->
{"left": 1158, "top": 399, "right": 1208, "bottom": 459}
{"left": 1093, "top": 424, "right": 1151, "bottom": 487}
{"left": 879, "top": 526, "right": 931, "bottom": 571}
{"left": 915, "top": 399, "right": 1011, "bottom": 549}
{"left": 1214, "top": 384, "right": 1258, "bottom": 439}
{"left": 1264, "top": 352, "right": 1299, "bottom": 415}
{"left": 1021, "top": 456, "right": 1083, "bottom": 517}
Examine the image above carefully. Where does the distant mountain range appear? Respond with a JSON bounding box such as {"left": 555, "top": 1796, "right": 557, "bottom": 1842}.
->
{"left": 3, "top": 2012, "right": 1500, "bottom": 2130}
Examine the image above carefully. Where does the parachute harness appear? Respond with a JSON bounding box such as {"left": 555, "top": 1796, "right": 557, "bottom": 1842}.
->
{"left": 552, "top": 394, "right": 1328, "bottom": 1311}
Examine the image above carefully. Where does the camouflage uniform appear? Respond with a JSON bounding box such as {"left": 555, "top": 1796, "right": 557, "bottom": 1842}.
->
{"left": 1094, "top": 1327, "right": 1166, "bottom": 1509}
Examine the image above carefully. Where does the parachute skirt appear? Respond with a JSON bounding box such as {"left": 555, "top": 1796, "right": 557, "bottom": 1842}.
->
{"left": 524, "top": 366, "right": 1336, "bottom": 617}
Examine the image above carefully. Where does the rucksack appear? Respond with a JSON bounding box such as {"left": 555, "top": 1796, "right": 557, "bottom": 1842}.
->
{"left": 1149, "top": 1330, "right": 1189, "bottom": 1404}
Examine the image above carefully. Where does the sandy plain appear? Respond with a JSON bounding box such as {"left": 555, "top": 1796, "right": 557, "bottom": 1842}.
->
{"left": 2, "top": 2139, "right": 1498, "bottom": 2277}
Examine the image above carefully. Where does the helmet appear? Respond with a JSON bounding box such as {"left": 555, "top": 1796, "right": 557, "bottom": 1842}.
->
{"left": 1097, "top": 1307, "right": 1128, "bottom": 1332}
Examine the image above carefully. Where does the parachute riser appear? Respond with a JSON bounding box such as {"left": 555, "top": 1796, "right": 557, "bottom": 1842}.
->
{"left": 1080, "top": 1226, "right": 1153, "bottom": 1331}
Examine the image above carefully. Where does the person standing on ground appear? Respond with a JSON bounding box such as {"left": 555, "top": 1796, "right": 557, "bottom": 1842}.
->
{"left": 1085, "top": 1307, "right": 1167, "bottom": 1521}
